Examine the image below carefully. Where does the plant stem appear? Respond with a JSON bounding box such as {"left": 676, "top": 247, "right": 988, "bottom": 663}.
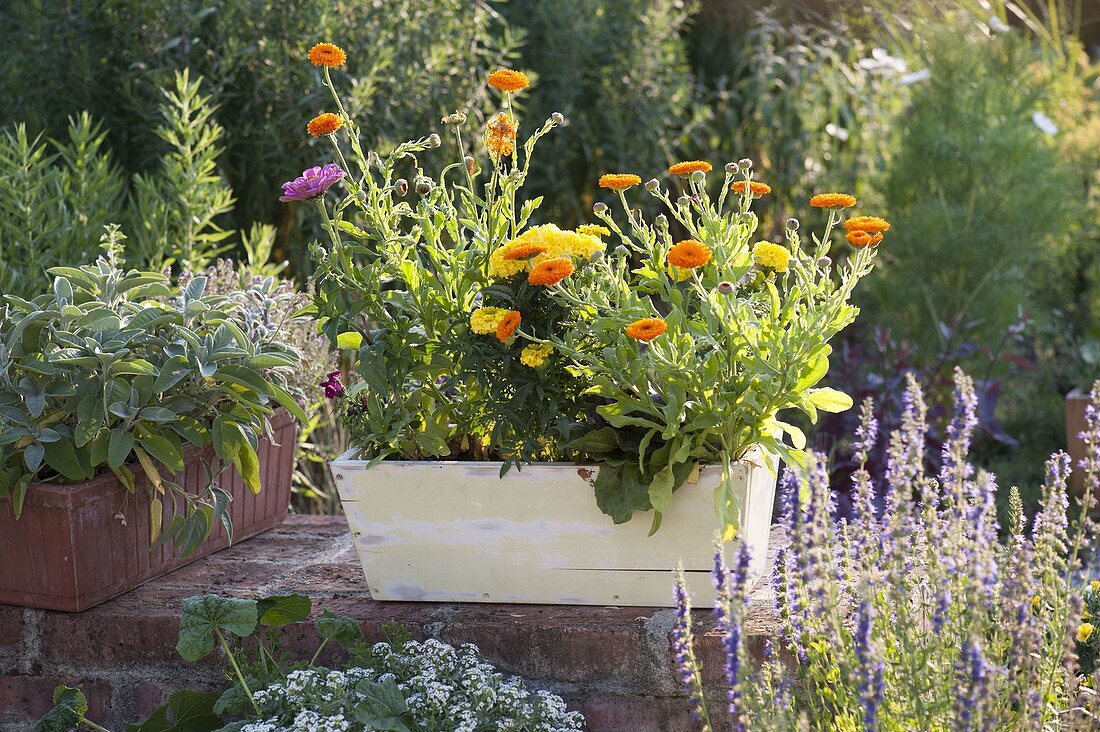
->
{"left": 216, "top": 628, "right": 261, "bottom": 715}
{"left": 309, "top": 638, "right": 330, "bottom": 667}
{"left": 79, "top": 719, "right": 114, "bottom": 732}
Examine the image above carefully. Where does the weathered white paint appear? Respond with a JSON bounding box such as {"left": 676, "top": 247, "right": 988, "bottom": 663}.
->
{"left": 331, "top": 450, "right": 778, "bottom": 607}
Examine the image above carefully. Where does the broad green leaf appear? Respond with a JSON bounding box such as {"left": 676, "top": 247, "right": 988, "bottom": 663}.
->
{"left": 351, "top": 677, "right": 411, "bottom": 732}
{"left": 256, "top": 594, "right": 312, "bottom": 627}
{"left": 806, "top": 387, "right": 854, "bottom": 413}
{"left": 126, "top": 690, "right": 221, "bottom": 732}
{"left": 271, "top": 385, "right": 308, "bottom": 423}
{"left": 176, "top": 595, "right": 258, "bottom": 661}
{"left": 317, "top": 610, "right": 363, "bottom": 648}
{"left": 43, "top": 439, "right": 87, "bottom": 482}
{"left": 33, "top": 685, "right": 88, "bottom": 732}
{"left": 593, "top": 465, "right": 651, "bottom": 524}
{"left": 139, "top": 434, "right": 184, "bottom": 473}
{"left": 234, "top": 440, "right": 261, "bottom": 494}
{"left": 337, "top": 331, "right": 364, "bottom": 350}
{"left": 108, "top": 429, "right": 135, "bottom": 469}
{"left": 24, "top": 442, "right": 44, "bottom": 472}
{"left": 647, "top": 464, "right": 675, "bottom": 514}
{"left": 153, "top": 355, "right": 191, "bottom": 393}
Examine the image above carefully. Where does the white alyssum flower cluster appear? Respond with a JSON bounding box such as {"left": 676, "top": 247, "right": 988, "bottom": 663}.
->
{"left": 236, "top": 640, "right": 584, "bottom": 732}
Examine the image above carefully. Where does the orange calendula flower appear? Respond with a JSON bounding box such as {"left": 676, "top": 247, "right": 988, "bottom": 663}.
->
{"left": 528, "top": 258, "right": 575, "bottom": 286}
{"left": 486, "top": 113, "right": 518, "bottom": 158}
{"left": 843, "top": 216, "right": 891, "bottom": 233}
{"left": 846, "top": 231, "right": 884, "bottom": 248}
{"left": 667, "top": 160, "right": 713, "bottom": 177}
{"left": 496, "top": 310, "right": 522, "bottom": 342}
{"left": 667, "top": 239, "right": 712, "bottom": 269}
{"left": 307, "top": 113, "right": 343, "bottom": 137}
{"left": 730, "top": 180, "right": 772, "bottom": 196}
{"left": 625, "top": 317, "right": 667, "bottom": 342}
{"left": 502, "top": 242, "right": 549, "bottom": 260}
{"left": 599, "top": 173, "right": 642, "bottom": 191}
{"left": 810, "top": 192, "right": 857, "bottom": 209}
{"left": 487, "top": 69, "right": 530, "bottom": 93}
{"left": 308, "top": 43, "right": 346, "bottom": 67}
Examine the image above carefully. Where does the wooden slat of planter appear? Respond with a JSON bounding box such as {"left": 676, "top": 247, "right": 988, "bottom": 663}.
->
{"left": 335, "top": 451, "right": 777, "bottom": 607}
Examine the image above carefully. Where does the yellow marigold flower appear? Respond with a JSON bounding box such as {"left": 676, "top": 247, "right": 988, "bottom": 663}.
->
{"left": 843, "top": 216, "right": 891, "bottom": 233}
{"left": 308, "top": 43, "right": 346, "bottom": 67}
{"left": 625, "top": 317, "right": 667, "bottom": 342}
{"left": 599, "top": 173, "right": 642, "bottom": 191}
{"left": 502, "top": 242, "right": 549, "bottom": 260}
{"left": 488, "top": 69, "right": 530, "bottom": 93}
{"left": 520, "top": 343, "right": 554, "bottom": 368}
{"left": 528, "top": 258, "right": 575, "bottom": 286}
{"left": 576, "top": 224, "right": 610, "bottom": 238}
{"left": 496, "top": 310, "right": 522, "bottom": 342}
{"left": 730, "top": 180, "right": 772, "bottom": 196}
{"left": 846, "top": 231, "right": 884, "bottom": 248}
{"left": 667, "top": 160, "right": 712, "bottom": 177}
{"left": 486, "top": 113, "right": 517, "bottom": 158}
{"left": 1032, "top": 594, "right": 1042, "bottom": 610}
{"left": 1078, "top": 623, "right": 1095, "bottom": 643}
{"left": 753, "top": 241, "right": 791, "bottom": 272}
{"left": 307, "top": 113, "right": 343, "bottom": 137}
{"left": 667, "top": 239, "right": 712, "bottom": 269}
{"left": 810, "top": 192, "right": 857, "bottom": 209}
{"left": 489, "top": 245, "right": 527, "bottom": 278}
{"left": 470, "top": 307, "right": 509, "bottom": 335}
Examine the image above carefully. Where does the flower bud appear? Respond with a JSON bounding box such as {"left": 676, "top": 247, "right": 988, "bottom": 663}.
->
{"left": 427, "top": 133, "right": 442, "bottom": 148}
{"left": 690, "top": 169, "right": 706, "bottom": 184}
{"left": 590, "top": 250, "right": 604, "bottom": 262}
{"left": 464, "top": 155, "right": 476, "bottom": 174}
{"left": 550, "top": 111, "right": 565, "bottom": 125}
{"left": 395, "top": 178, "right": 409, "bottom": 196}
{"left": 645, "top": 178, "right": 660, "bottom": 193}
{"left": 415, "top": 177, "right": 433, "bottom": 195}
{"left": 724, "top": 161, "right": 739, "bottom": 174}
{"left": 594, "top": 201, "right": 609, "bottom": 215}
{"left": 817, "top": 256, "right": 832, "bottom": 268}
{"left": 677, "top": 195, "right": 691, "bottom": 207}
{"left": 655, "top": 214, "right": 668, "bottom": 229}
{"left": 442, "top": 112, "right": 467, "bottom": 125}
{"left": 613, "top": 245, "right": 630, "bottom": 258}
{"left": 738, "top": 157, "right": 753, "bottom": 170}
{"left": 786, "top": 217, "right": 800, "bottom": 231}
{"left": 717, "top": 281, "right": 735, "bottom": 295}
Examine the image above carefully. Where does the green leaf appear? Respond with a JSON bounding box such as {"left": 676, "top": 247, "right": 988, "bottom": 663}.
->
{"left": 43, "top": 439, "right": 87, "bottom": 482}
{"left": 256, "top": 594, "right": 311, "bottom": 627}
{"left": 234, "top": 440, "right": 261, "bottom": 494}
{"left": 33, "top": 685, "right": 88, "bottom": 732}
{"left": 806, "top": 387, "right": 854, "bottom": 413}
{"left": 214, "top": 364, "right": 274, "bottom": 396}
{"left": 593, "top": 465, "right": 651, "bottom": 524}
{"left": 176, "top": 595, "right": 258, "bottom": 661}
{"left": 337, "top": 331, "right": 364, "bottom": 349}
{"left": 24, "top": 442, "right": 44, "bottom": 472}
{"left": 351, "top": 677, "right": 411, "bottom": 732}
{"left": 564, "top": 427, "right": 619, "bottom": 455}
{"left": 109, "top": 429, "right": 135, "bottom": 469}
{"left": 271, "top": 385, "right": 308, "bottom": 423}
{"left": 317, "top": 610, "right": 363, "bottom": 648}
{"left": 127, "top": 690, "right": 221, "bottom": 732}
{"left": 647, "top": 464, "right": 675, "bottom": 514}
{"left": 110, "top": 359, "right": 159, "bottom": 377}
{"left": 153, "top": 355, "right": 191, "bottom": 393}
{"left": 795, "top": 349, "right": 830, "bottom": 392}
{"left": 139, "top": 434, "right": 184, "bottom": 473}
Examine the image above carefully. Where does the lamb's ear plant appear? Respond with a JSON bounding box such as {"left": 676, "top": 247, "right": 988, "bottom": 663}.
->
{"left": 299, "top": 43, "right": 881, "bottom": 536}
{"left": 0, "top": 226, "right": 308, "bottom": 555}
{"left": 672, "top": 371, "right": 1100, "bottom": 731}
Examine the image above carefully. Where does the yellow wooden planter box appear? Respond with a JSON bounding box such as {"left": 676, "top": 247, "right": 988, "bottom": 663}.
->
{"left": 332, "top": 449, "right": 778, "bottom": 607}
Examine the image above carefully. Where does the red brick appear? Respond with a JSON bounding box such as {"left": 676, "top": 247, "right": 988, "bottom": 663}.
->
{"left": 440, "top": 605, "right": 651, "bottom": 683}
{"left": 153, "top": 554, "right": 289, "bottom": 593}
{"left": 205, "top": 531, "right": 343, "bottom": 565}
{"left": 0, "top": 676, "right": 112, "bottom": 724}
{"left": 266, "top": 562, "right": 368, "bottom": 595}
{"left": 572, "top": 695, "right": 697, "bottom": 732}
{"left": 0, "top": 606, "right": 22, "bottom": 657}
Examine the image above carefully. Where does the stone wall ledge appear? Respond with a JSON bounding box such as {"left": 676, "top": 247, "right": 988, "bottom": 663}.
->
{"left": 1, "top": 515, "right": 780, "bottom": 732}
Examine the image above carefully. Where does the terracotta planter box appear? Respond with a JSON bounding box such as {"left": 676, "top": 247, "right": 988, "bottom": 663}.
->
{"left": 0, "top": 410, "right": 298, "bottom": 611}
{"left": 1067, "top": 389, "right": 1090, "bottom": 499}
{"left": 332, "top": 448, "right": 778, "bottom": 607}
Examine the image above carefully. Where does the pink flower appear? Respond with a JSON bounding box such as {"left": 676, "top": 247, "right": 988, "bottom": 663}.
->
{"left": 320, "top": 370, "right": 344, "bottom": 399}
{"left": 279, "top": 164, "right": 345, "bottom": 202}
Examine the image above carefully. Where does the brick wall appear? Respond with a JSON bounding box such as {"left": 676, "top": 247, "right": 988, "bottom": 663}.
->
{"left": 1, "top": 517, "right": 777, "bottom": 732}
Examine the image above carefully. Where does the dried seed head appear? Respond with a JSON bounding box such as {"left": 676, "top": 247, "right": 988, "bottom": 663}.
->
{"left": 786, "top": 217, "right": 800, "bottom": 231}
{"left": 442, "top": 112, "right": 467, "bottom": 125}
{"left": 550, "top": 111, "right": 565, "bottom": 125}
{"left": 427, "top": 133, "right": 442, "bottom": 148}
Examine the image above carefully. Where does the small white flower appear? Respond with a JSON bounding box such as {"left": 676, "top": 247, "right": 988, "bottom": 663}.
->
{"left": 1032, "top": 111, "right": 1059, "bottom": 135}
{"left": 988, "top": 15, "right": 1010, "bottom": 33}
{"left": 824, "top": 123, "right": 850, "bottom": 141}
